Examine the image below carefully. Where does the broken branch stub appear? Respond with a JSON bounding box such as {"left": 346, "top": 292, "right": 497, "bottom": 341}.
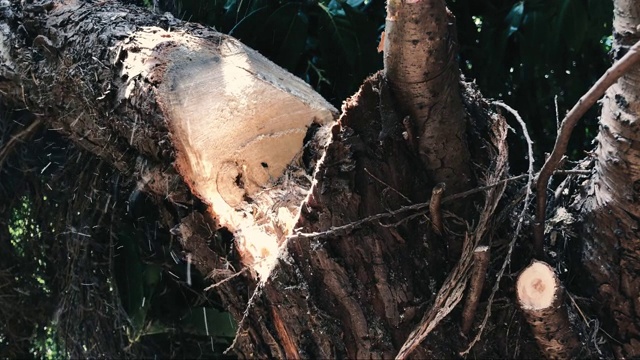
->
{"left": 124, "top": 28, "right": 338, "bottom": 281}
{"left": 460, "top": 245, "right": 490, "bottom": 336}
{"left": 516, "top": 260, "right": 580, "bottom": 359}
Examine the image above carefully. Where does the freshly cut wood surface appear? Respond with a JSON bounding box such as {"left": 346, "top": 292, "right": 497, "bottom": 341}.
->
{"left": 516, "top": 260, "right": 557, "bottom": 310}
{"left": 119, "top": 27, "right": 337, "bottom": 280}
{"left": 516, "top": 260, "right": 579, "bottom": 359}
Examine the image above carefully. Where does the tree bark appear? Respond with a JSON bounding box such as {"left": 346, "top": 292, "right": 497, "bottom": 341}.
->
{"left": 0, "top": 1, "right": 479, "bottom": 357}
{"left": 577, "top": 0, "right": 640, "bottom": 357}
{"left": 1, "top": 0, "right": 338, "bottom": 281}
{"left": 460, "top": 245, "right": 489, "bottom": 336}
{"left": 0, "top": 0, "right": 552, "bottom": 359}
{"left": 383, "top": 0, "right": 472, "bottom": 195}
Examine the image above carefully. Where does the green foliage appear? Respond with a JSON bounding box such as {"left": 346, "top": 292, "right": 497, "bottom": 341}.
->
{"left": 449, "top": 0, "right": 612, "bottom": 167}
{"left": 30, "top": 323, "right": 68, "bottom": 360}
{"left": 113, "top": 230, "right": 162, "bottom": 342}
{"left": 173, "top": 0, "right": 383, "bottom": 104}
{"left": 6, "top": 196, "right": 57, "bottom": 357}
{"left": 8, "top": 196, "right": 49, "bottom": 293}
{"left": 112, "top": 227, "right": 236, "bottom": 350}
{"left": 180, "top": 307, "right": 237, "bottom": 338}
{"left": 9, "top": 197, "right": 41, "bottom": 257}
{"left": 170, "top": 0, "right": 611, "bottom": 168}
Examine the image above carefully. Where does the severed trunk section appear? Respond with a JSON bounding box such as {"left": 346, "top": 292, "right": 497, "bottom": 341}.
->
{"left": 383, "top": 0, "right": 472, "bottom": 195}
{"left": 0, "top": 0, "right": 336, "bottom": 283}
{"left": 579, "top": 0, "right": 640, "bottom": 357}
{"left": 516, "top": 261, "right": 579, "bottom": 359}
{"left": 0, "top": 2, "right": 453, "bottom": 357}
{"left": 150, "top": 30, "right": 336, "bottom": 280}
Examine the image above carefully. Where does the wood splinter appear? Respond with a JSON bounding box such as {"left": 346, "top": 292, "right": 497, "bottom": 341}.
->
{"left": 516, "top": 260, "right": 580, "bottom": 359}
{"left": 460, "top": 246, "right": 490, "bottom": 336}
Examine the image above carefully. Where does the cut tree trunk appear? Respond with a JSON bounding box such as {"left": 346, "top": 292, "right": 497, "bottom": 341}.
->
{"left": 578, "top": 0, "right": 640, "bottom": 357}
{"left": 1, "top": 0, "right": 336, "bottom": 282}
{"left": 516, "top": 260, "right": 579, "bottom": 359}
{"left": 0, "top": 1, "right": 462, "bottom": 357}
{"left": 1, "top": 1, "right": 511, "bottom": 358}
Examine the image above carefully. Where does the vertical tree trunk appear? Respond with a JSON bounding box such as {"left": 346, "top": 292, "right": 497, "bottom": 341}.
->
{"left": 580, "top": 1, "right": 640, "bottom": 357}
{"left": 383, "top": 0, "right": 472, "bottom": 195}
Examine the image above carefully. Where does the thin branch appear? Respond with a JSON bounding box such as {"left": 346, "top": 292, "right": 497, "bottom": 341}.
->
{"left": 0, "top": 118, "right": 42, "bottom": 169}
{"left": 430, "top": 183, "right": 446, "bottom": 234}
{"left": 442, "top": 174, "right": 528, "bottom": 203}
{"left": 204, "top": 268, "right": 248, "bottom": 291}
{"left": 460, "top": 246, "right": 490, "bottom": 335}
{"left": 554, "top": 169, "right": 590, "bottom": 175}
{"left": 224, "top": 282, "right": 264, "bottom": 355}
{"left": 534, "top": 39, "right": 640, "bottom": 257}
{"left": 492, "top": 101, "right": 535, "bottom": 186}
{"left": 288, "top": 175, "right": 527, "bottom": 241}
{"left": 364, "top": 167, "right": 412, "bottom": 204}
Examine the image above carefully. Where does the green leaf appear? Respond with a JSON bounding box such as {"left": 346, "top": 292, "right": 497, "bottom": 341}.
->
{"left": 265, "top": 4, "right": 309, "bottom": 72}
{"left": 223, "top": 0, "right": 270, "bottom": 32}
{"left": 317, "top": 2, "right": 358, "bottom": 69}
{"left": 228, "top": 6, "right": 273, "bottom": 43}
{"left": 181, "top": 307, "right": 237, "bottom": 338}
{"left": 558, "top": 0, "right": 588, "bottom": 51}
{"left": 505, "top": 2, "right": 524, "bottom": 37}
{"left": 113, "top": 232, "right": 162, "bottom": 342}
{"left": 314, "top": 1, "right": 381, "bottom": 99}
{"left": 345, "top": 0, "right": 365, "bottom": 9}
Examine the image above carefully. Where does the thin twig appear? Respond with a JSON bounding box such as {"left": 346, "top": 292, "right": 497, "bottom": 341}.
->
{"left": 204, "top": 268, "right": 248, "bottom": 291}
{"left": 430, "top": 183, "right": 446, "bottom": 234}
{"left": 288, "top": 175, "right": 527, "bottom": 240}
{"left": 224, "top": 282, "right": 264, "bottom": 354}
{"left": 441, "top": 174, "right": 528, "bottom": 203}
{"left": 554, "top": 169, "right": 590, "bottom": 175}
{"left": 534, "top": 39, "right": 640, "bottom": 257}
{"left": 364, "top": 167, "right": 412, "bottom": 204}
{"left": 379, "top": 211, "right": 428, "bottom": 228}
{"left": 461, "top": 246, "right": 490, "bottom": 335}
{"left": 492, "top": 101, "right": 534, "bottom": 186}
{"left": 566, "top": 291, "right": 589, "bottom": 327}
{"left": 364, "top": 167, "right": 432, "bottom": 226}
{"left": 0, "top": 118, "right": 42, "bottom": 169}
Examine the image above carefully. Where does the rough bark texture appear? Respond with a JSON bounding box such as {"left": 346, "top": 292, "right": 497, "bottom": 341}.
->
{"left": 0, "top": 0, "right": 336, "bottom": 283}
{"left": 578, "top": 1, "right": 640, "bottom": 357}
{"left": 0, "top": 1, "right": 469, "bottom": 357}
{"left": 1, "top": 1, "right": 546, "bottom": 359}
{"left": 460, "top": 245, "right": 489, "bottom": 335}
{"left": 262, "top": 75, "right": 447, "bottom": 358}
{"left": 383, "top": 0, "right": 472, "bottom": 195}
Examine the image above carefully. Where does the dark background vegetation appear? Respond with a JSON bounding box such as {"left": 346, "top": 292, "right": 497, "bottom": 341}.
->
{"left": 163, "top": 0, "right": 611, "bottom": 165}
{"left": 0, "top": 0, "right": 612, "bottom": 357}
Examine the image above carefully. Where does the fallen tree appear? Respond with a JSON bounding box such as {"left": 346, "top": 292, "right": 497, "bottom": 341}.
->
{"left": 1, "top": 0, "right": 640, "bottom": 358}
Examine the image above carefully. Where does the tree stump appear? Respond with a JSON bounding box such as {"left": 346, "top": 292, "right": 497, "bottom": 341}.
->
{"left": 516, "top": 260, "right": 579, "bottom": 359}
